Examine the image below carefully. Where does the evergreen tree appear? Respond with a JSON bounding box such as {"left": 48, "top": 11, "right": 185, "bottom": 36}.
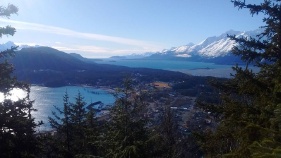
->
{"left": 48, "top": 92, "right": 98, "bottom": 157}
{"left": 0, "top": 4, "right": 39, "bottom": 157}
{"left": 68, "top": 91, "right": 88, "bottom": 155}
{"left": 149, "top": 103, "right": 202, "bottom": 158}
{"left": 102, "top": 78, "right": 151, "bottom": 158}
{"left": 148, "top": 105, "right": 182, "bottom": 158}
{"left": 82, "top": 107, "right": 100, "bottom": 157}
{"left": 48, "top": 92, "right": 72, "bottom": 157}
{"left": 198, "top": 0, "right": 281, "bottom": 157}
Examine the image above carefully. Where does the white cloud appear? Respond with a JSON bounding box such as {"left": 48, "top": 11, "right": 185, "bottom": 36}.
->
{"left": 53, "top": 45, "right": 111, "bottom": 53}
{"left": 0, "top": 19, "right": 158, "bottom": 48}
{"left": 0, "top": 19, "right": 164, "bottom": 57}
{"left": 14, "top": 42, "right": 41, "bottom": 46}
{"left": 13, "top": 41, "right": 149, "bottom": 58}
{"left": 52, "top": 44, "right": 156, "bottom": 58}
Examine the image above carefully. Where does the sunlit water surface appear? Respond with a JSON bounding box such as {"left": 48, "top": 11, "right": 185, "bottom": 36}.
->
{"left": 97, "top": 59, "right": 261, "bottom": 78}
{"left": 1, "top": 86, "right": 115, "bottom": 131}
{"left": 0, "top": 60, "right": 259, "bottom": 131}
{"left": 96, "top": 59, "right": 251, "bottom": 78}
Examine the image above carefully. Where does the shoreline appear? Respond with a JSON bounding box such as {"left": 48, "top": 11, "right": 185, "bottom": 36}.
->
{"left": 31, "top": 84, "right": 116, "bottom": 93}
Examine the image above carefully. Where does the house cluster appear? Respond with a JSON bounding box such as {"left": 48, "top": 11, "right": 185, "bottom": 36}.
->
{"left": 90, "top": 80, "right": 215, "bottom": 134}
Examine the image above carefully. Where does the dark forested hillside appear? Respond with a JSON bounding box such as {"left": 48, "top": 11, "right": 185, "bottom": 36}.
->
{"left": 12, "top": 47, "right": 90, "bottom": 71}
{"left": 10, "top": 47, "right": 201, "bottom": 87}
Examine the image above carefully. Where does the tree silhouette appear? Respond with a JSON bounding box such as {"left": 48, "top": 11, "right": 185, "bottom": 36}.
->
{"left": 48, "top": 92, "right": 99, "bottom": 157}
{"left": 198, "top": 0, "right": 281, "bottom": 157}
{"left": 0, "top": 4, "right": 39, "bottom": 157}
{"left": 102, "top": 78, "right": 151, "bottom": 158}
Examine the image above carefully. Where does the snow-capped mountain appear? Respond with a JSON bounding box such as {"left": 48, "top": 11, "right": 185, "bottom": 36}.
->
{"left": 1, "top": 28, "right": 262, "bottom": 65}
{"left": 0, "top": 41, "right": 41, "bottom": 51}
{"left": 0, "top": 41, "right": 17, "bottom": 51}
{"left": 123, "top": 52, "right": 154, "bottom": 59}
{"left": 151, "top": 29, "right": 263, "bottom": 59}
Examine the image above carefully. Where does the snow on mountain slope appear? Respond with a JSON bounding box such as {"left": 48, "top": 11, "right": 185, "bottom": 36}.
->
{"left": 158, "top": 29, "right": 262, "bottom": 58}
{"left": 0, "top": 41, "right": 41, "bottom": 52}
{"left": 1, "top": 29, "right": 263, "bottom": 60}
{"left": 0, "top": 41, "right": 16, "bottom": 51}
{"left": 197, "top": 38, "right": 236, "bottom": 57}
{"left": 171, "top": 42, "right": 194, "bottom": 53}
{"left": 124, "top": 52, "right": 154, "bottom": 59}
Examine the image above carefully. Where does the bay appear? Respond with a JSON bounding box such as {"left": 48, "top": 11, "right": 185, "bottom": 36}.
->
{"left": 30, "top": 86, "right": 115, "bottom": 131}
{"left": 95, "top": 59, "right": 236, "bottom": 78}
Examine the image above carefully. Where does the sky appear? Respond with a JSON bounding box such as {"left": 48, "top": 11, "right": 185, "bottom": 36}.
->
{"left": 1, "top": 0, "right": 265, "bottom": 58}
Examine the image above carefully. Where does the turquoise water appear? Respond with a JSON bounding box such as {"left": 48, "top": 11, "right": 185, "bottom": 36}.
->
{"left": 96, "top": 59, "right": 230, "bottom": 70}
{"left": 30, "top": 86, "right": 115, "bottom": 131}
{"left": 96, "top": 59, "right": 235, "bottom": 77}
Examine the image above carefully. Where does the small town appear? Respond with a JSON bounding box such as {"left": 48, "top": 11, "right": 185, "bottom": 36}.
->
{"left": 94, "top": 80, "right": 216, "bottom": 135}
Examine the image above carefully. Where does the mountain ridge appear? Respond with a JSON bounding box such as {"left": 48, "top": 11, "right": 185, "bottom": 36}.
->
{"left": 3, "top": 47, "right": 193, "bottom": 87}
{"left": 0, "top": 28, "right": 262, "bottom": 65}
{"left": 102, "top": 29, "right": 263, "bottom": 64}
{"left": 151, "top": 29, "right": 263, "bottom": 59}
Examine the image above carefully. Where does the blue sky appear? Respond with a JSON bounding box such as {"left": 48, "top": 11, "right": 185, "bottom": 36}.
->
{"left": 1, "top": 0, "right": 264, "bottom": 58}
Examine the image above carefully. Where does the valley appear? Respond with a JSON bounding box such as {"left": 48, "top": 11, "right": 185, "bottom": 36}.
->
{"left": 1, "top": 0, "right": 277, "bottom": 157}
{"left": 4, "top": 46, "right": 223, "bottom": 135}
{"left": 9, "top": 46, "right": 232, "bottom": 87}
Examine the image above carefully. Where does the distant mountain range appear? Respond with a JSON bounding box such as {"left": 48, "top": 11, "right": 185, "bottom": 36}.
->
{"left": 1, "top": 28, "right": 262, "bottom": 65}
{"left": 112, "top": 29, "right": 263, "bottom": 64}
{"left": 0, "top": 46, "right": 193, "bottom": 87}
{"left": 1, "top": 28, "right": 260, "bottom": 87}
{"left": 0, "top": 41, "right": 16, "bottom": 50}
{"left": 155, "top": 29, "right": 262, "bottom": 58}
{"left": 0, "top": 41, "right": 40, "bottom": 51}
